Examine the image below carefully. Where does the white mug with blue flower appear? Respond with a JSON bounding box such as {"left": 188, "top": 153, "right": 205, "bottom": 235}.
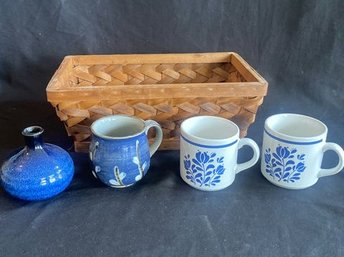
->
{"left": 180, "top": 116, "right": 260, "bottom": 191}
{"left": 261, "top": 113, "right": 344, "bottom": 189}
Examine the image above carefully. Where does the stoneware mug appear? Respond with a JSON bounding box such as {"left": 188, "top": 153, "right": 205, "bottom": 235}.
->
{"left": 261, "top": 113, "right": 344, "bottom": 189}
{"left": 89, "top": 115, "right": 163, "bottom": 188}
{"left": 180, "top": 116, "right": 260, "bottom": 191}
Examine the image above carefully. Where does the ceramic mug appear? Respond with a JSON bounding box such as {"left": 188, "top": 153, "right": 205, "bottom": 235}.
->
{"left": 89, "top": 115, "right": 163, "bottom": 188}
{"left": 261, "top": 113, "right": 344, "bottom": 189}
{"left": 180, "top": 116, "right": 260, "bottom": 191}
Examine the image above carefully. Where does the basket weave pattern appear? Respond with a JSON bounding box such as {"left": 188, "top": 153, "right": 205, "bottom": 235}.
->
{"left": 72, "top": 63, "right": 243, "bottom": 86}
{"left": 47, "top": 53, "right": 268, "bottom": 152}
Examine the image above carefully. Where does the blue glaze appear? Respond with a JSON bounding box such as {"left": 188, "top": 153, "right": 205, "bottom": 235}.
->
{"left": 0, "top": 126, "right": 74, "bottom": 201}
{"left": 264, "top": 129, "right": 323, "bottom": 145}
{"left": 183, "top": 151, "right": 225, "bottom": 187}
{"left": 181, "top": 135, "right": 238, "bottom": 148}
{"left": 90, "top": 131, "right": 150, "bottom": 188}
{"left": 264, "top": 145, "right": 306, "bottom": 183}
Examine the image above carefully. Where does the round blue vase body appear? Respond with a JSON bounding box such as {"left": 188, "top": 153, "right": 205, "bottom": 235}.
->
{"left": 0, "top": 126, "right": 74, "bottom": 201}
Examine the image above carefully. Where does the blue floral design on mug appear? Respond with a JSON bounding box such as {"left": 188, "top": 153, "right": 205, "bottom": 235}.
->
{"left": 183, "top": 151, "right": 225, "bottom": 187}
{"left": 264, "top": 145, "right": 306, "bottom": 182}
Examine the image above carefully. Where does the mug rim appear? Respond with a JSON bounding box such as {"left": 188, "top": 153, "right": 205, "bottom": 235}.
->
{"left": 181, "top": 116, "right": 239, "bottom": 147}
{"left": 265, "top": 113, "right": 328, "bottom": 143}
{"left": 91, "top": 115, "right": 146, "bottom": 140}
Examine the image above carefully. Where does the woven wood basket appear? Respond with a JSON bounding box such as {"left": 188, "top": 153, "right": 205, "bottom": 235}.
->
{"left": 46, "top": 52, "right": 268, "bottom": 152}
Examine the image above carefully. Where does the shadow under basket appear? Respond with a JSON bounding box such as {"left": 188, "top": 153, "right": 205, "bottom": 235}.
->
{"left": 46, "top": 52, "right": 268, "bottom": 152}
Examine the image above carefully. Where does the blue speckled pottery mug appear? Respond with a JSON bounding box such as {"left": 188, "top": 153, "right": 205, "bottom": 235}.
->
{"left": 89, "top": 115, "right": 163, "bottom": 188}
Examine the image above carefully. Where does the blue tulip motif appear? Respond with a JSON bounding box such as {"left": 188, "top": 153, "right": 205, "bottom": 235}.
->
{"left": 184, "top": 151, "right": 225, "bottom": 187}
{"left": 295, "top": 162, "right": 306, "bottom": 173}
{"left": 184, "top": 156, "right": 191, "bottom": 170}
{"left": 265, "top": 150, "right": 271, "bottom": 164}
{"left": 276, "top": 146, "right": 290, "bottom": 159}
{"left": 215, "top": 165, "right": 225, "bottom": 175}
{"left": 264, "top": 146, "right": 306, "bottom": 182}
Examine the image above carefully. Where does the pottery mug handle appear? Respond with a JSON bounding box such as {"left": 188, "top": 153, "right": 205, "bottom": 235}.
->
{"left": 317, "top": 143, "right": 344, "bottom": 178}
{"left": 144, "top": 120, "right": 163, "bottom": 157}
{"left": 235, "top": 138, "right": 260, "bottom": 174}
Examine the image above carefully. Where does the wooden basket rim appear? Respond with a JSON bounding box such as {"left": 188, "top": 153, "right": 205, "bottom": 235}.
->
{"left": 46, "top": 52, "right": 268, "bottom": 102}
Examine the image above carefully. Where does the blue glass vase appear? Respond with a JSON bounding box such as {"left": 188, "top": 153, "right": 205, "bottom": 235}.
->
{"left": 0, "top": 126, "right": 74, "bottom": 201}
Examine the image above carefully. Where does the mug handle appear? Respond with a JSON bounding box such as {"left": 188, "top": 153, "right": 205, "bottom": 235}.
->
{"left": 144, "top": 120, "right": 163, "bottom": 157}
{"left": 318, "top": 143, "right": 344, "bottom": 178}
{"left": 236, "top": 138, "right": 260, "bottom": 174}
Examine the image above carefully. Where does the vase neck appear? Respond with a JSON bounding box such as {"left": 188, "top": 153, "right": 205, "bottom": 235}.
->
{"left": 22, "top": 126, "right": 44, "bottom": 150}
